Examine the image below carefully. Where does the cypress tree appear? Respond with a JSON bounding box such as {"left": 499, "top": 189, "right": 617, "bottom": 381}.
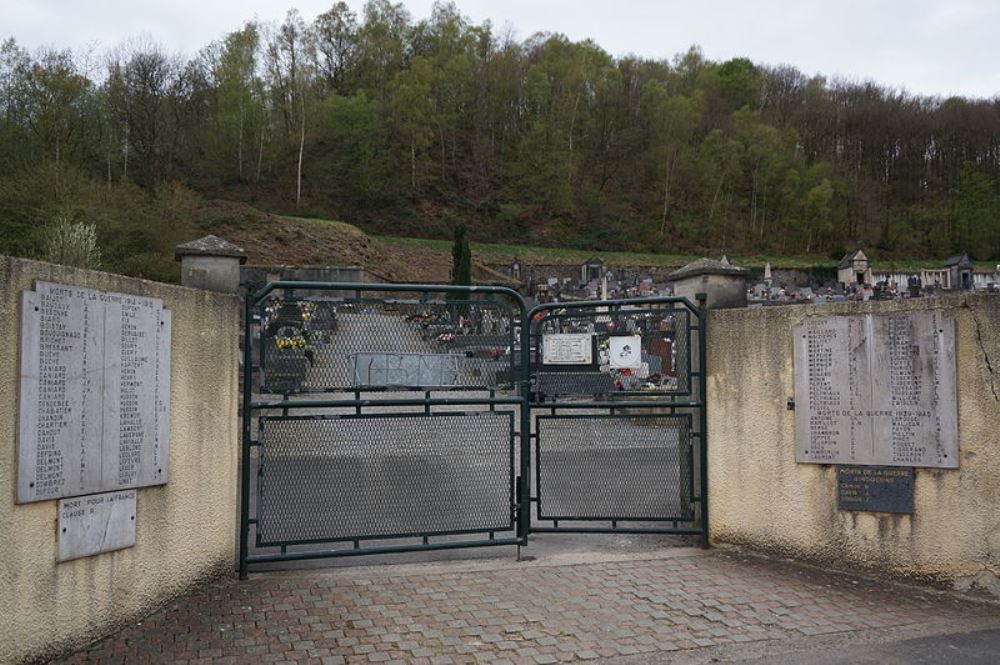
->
{"left": 451, "top": 224, "right": 471, "bottom": 287}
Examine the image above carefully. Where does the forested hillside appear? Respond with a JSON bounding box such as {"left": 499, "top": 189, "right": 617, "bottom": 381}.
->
{"left": 2, "top": 1, "right": 1000, "bottom": 282}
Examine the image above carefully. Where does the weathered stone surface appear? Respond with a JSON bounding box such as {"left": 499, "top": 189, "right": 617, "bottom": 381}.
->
{"left": 58, "top": 490, "right": 136, "bottom": 561}
{"left": 17, "top": 281, "right": 172, "bottom": 502}
{"left": 793, "top": 310, "right": 957, "bottom": 468}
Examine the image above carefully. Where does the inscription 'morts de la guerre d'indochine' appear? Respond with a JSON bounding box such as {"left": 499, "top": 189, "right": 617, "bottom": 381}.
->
{"left": 793, "top": 310, "right": 957, "bottom": 469}
{"left": 17, "top": 281, "right": 172, "bottom": 503}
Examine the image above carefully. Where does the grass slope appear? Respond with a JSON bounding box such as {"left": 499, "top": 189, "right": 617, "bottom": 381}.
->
{"left": 271, "top": 214, "right": 998, "bottom": 273}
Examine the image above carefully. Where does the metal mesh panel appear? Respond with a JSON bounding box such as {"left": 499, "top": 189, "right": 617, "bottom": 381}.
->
{"left": 256, "top": 412, "right": 514, "bottom": 545}
{"left": 536, "top": 415, "right": 692, "bottom": 521}
{"left": 531, "top": 307, "right": 690, "bottom": 397}
{"left": 258, "top": 298, "right": 516, "bottom": 393}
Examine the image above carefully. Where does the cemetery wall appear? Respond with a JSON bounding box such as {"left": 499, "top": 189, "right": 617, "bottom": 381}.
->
{"left": 0, "top": 255, "right": 240, "bottom": 664}
{"left": 706, "top": 294, "right": 1000, "bottom": 594}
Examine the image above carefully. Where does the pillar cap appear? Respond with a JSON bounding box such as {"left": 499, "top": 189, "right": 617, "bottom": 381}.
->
{"left": 174, "top": 235, "right": 247, "bottom": 264}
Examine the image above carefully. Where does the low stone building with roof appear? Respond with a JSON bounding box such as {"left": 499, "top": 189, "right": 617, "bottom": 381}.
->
{"left": 945, "top": 253, "right": 974, "bottom": 290}
{"left": 837, "top": 249, "right": 873, "bottom": 287}
{"left": 668, "top": 254, "right": 749, "bottom": 309}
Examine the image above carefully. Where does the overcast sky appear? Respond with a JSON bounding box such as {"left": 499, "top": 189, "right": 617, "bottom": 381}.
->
{"left": 5, "top": 0, "right": 999, "bottom": 99}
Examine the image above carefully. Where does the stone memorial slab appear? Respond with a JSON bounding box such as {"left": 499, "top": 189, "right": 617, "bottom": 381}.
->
{"left": 17, "top": 282, "right": 172, "bottom": 503}
{"left": 58, "top": 490, "right": 136, "bottom": 561}
{"left": 837, "top": 466, "right": 914, "bottom": 513}
{"left": 542, "top": 333, "right": 593, "bottom": 365}
{"left": 793, "top": 311, "right": 957, "bottom": 468}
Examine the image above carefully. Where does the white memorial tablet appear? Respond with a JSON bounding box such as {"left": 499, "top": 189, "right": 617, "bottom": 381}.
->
{"left": 542, "top": 333, "right": 593, "bottom": 365}
{"left": 609, "top": 335, "right": 642, "bottom": 370}
{"left": 793, "top": 311, "right": 957, "bottom": 468}
{"left": 18, "top": 282, "right": 172, "bottom": 502}
{"left": 58, "top": 490, "right": 136, "bottom": 561}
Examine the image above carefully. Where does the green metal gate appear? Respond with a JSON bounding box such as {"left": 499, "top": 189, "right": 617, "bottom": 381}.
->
{"left": 239, "top": 282, "right": 530, "bottom": 578}
{"left": 239, "top": 283, "right": 706, "bottom": 577}
{"left": 526, "top": 297, "right": 707, "bottom": 537}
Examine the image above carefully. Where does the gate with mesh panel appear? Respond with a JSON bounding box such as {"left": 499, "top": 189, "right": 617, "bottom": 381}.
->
{"left": 239, "top": 282, "right": 530, "bottom": 578}
{"left": 239, "top": 283, "right": 706, "bottom": 577}
{"left": 526, "top": 297, "right": 707, "bottom": 537}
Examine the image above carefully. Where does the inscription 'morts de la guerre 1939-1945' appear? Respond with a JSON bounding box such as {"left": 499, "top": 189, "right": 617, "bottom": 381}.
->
{"left": 17, "top": 281, "right": 172, "bottom": 504}
{"left": 793, "top": 310, "right": 957, "bottom": 469}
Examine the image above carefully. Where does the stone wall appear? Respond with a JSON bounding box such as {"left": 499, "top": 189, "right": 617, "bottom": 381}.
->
{"left": 0, "top": 256, "right": 240, "bottom": 664}
{"left": 706, "top": 295, "right": 1000, "bottom": 594}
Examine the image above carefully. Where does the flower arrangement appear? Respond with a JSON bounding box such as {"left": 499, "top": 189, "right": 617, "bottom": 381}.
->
{"left": 299, "top": 301, "right": 317, "bottom": 322}
{"left": 274, "top": 335, "right": 308, "bottom": 350}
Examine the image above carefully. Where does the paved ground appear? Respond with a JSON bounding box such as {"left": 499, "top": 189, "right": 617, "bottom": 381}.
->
{"left": 58, "top": 547, "right": 1000, "bottom": 664}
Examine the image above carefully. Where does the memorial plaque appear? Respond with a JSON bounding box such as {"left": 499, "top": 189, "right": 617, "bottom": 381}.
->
{"left": 542, "top": 333, "right": 593, "bottom": 365}
{"left": 17, "top": 282, "right": 172, "bottom": 503}
{"left": 837, "top": 466, "right": 914, "bottom": 513}
{"left": 609, "top": 335, "right": 643, "bottom": 370}
{"left": 794, "top": 311, "right": 957, "bottom": 468}
{"left": 58, "top": 490, "right": 136, "bottom": 561}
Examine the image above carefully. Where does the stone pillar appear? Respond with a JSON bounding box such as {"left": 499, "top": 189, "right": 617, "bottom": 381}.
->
{"left": 174, "top": 235, "right": 247, "bottom": 294}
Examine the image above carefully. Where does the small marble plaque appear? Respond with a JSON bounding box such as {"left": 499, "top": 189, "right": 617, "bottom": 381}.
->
{"left": 542, "top": 333, "right": 593, "bottom": 365}
{"left": 58, "top": 490, "right": 136, "bottom": 561}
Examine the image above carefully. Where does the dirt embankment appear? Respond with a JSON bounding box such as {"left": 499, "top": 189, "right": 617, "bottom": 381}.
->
{"left": 196, "top": 201, "right": 516, "bottom": 285}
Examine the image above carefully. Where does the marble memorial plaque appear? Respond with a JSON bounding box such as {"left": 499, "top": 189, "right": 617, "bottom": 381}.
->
{"left": 17, "top": 282, "right": 172, "bottom": 503}
{"left": 794, "top": 311, "right": 957, "bottom": 468}
{"left": 542, "top": 333, "right": 593, "bottom": 365}
{"left": 58, "top": 490, "right": 136, "bottom": 561}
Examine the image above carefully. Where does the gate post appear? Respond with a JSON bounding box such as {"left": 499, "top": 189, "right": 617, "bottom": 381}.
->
{"left": 518, "top": 310, "right": 532, "bottom": 543}
{"left": 239, "top": 291, "right": 254, "bottom": 579}
{"left": 696, "top": 293, "right": 709, "bottom": 549}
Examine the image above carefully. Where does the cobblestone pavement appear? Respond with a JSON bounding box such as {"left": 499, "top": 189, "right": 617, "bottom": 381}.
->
{"left": 59, "top": 549, "right": 999, "bottom": 664}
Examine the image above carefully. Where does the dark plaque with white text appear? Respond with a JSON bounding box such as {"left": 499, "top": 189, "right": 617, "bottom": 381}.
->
{"left": 837, "top": 465, "right": 914, "bottom": 514}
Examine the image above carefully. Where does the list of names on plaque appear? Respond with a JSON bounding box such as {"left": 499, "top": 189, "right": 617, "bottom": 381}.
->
{"left": 17, "top": 281, "right": 172, "bottom": 503}
{"left": 793, "top": 310, "right": 957, "bottom": 468}
{"left": 542, "top": 333, "right": 594, "bottom": 365}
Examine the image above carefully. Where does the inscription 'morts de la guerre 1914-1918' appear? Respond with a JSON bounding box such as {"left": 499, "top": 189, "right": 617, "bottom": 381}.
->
{"left": 793, "top": 310, "right": 957, "bottom": 469}
{"left": 17, "top": 281, "right": 172, "bottom": 503}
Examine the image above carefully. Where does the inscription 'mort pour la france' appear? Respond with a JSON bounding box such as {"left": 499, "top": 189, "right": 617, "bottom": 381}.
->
{"left": 17, "top": 281, "right": 172, "bottom": 503}
{"left": 793, "top": 311, "right": 957, "bottom": 468}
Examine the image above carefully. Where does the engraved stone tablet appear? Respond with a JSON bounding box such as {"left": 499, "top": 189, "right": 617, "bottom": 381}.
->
{"left": 542, "top": 333, "right": 593, "bottom": 365}
{"left": 58, "top": 490, "right": 136, "bottom": 561}
{"left": 837, "top": 466, "right": 914, "bottom": 514}
{"left": 17, "top": 282, "right": 172, "bottom": 502}
{"left": 794, "top": 311, "right": 957, "bottom": 468}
